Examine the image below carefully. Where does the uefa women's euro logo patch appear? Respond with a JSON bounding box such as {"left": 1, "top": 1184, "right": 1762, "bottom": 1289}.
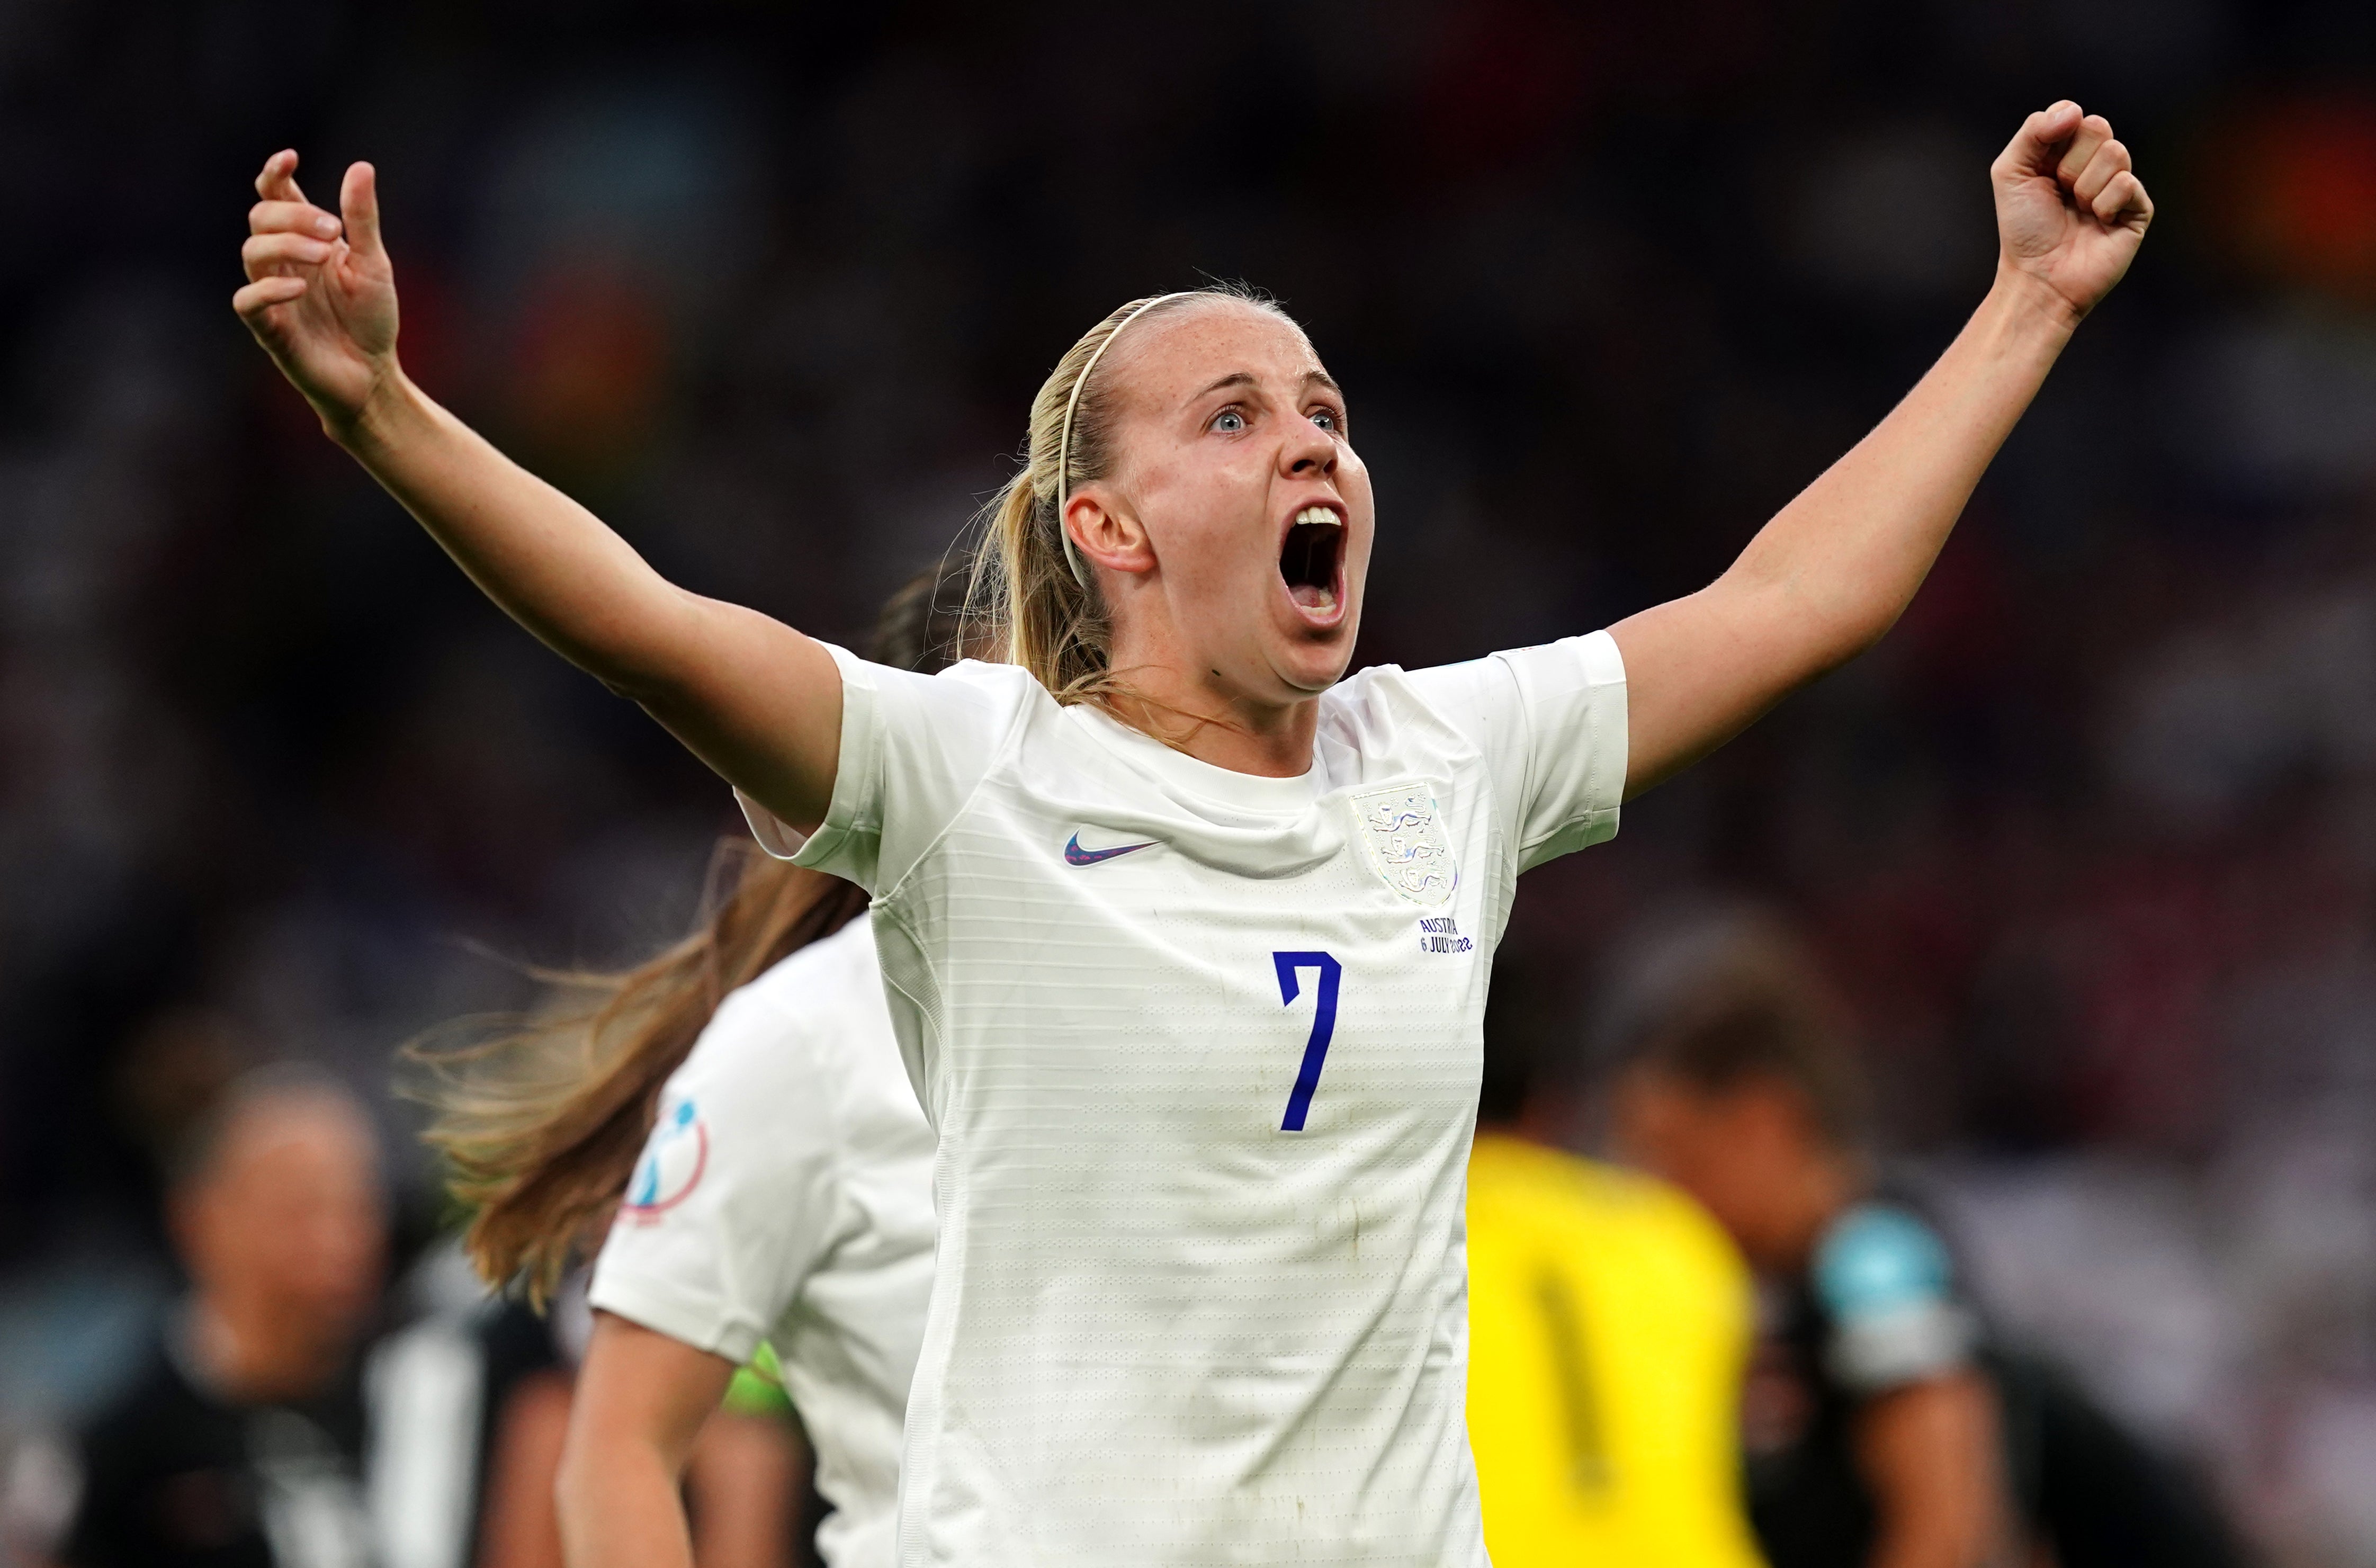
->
{"left": 1350, "top": 786, "right": 1458, "bottom": 907}
{"left": 623, "top": 1096, "right": 708, "bottom": 1223}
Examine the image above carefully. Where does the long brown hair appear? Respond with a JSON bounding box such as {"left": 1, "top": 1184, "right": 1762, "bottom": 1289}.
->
{"left": 411, "top": 563, "right": 968, "bottom": 1303}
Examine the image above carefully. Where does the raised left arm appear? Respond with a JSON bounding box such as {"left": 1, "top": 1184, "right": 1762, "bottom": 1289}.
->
{"left": 1613, "top": 101, "right": 2151, "bottom": 798}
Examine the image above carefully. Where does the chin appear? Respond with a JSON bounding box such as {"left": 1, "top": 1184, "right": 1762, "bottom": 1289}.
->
{"left": 1273, "top": 632, "right": 1359, "bottom": 695}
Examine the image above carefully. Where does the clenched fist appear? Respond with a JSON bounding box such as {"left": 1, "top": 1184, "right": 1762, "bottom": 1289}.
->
{"left": 1992, "top": 101, "right": 2154, "bottom": 322}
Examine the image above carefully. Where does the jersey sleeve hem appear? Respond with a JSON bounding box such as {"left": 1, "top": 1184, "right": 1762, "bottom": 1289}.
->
{"left": 735, "top": 788, "right": 806, "bottom": 858}
{"left": 1824, "top": 1302, "right": 1976, "bottom": 1394}
{"left": 1812, "top": 1202, "right": 1974, "bottom": 1393}
{"left": 736, "top": 642, "right": 880, "bottom": 880}
{"left": 586, "top": 1270, "right": 766, "bottom": 1367}
{"left": 1509, "top": 629, "right": 1629, "bottom": 871}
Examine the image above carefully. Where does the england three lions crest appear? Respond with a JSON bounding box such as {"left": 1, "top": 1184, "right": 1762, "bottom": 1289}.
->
{"left": 1351, "top": 786, "right": 1458, "bottom": 907}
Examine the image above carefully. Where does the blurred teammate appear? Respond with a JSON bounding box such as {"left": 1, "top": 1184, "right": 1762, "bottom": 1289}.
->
{"left": 1615, "top": 924, "right": 2245, "bottom": 1568}
{"left": 59, "top": 1068, "right": 387, "bottom": 1568}
{"left": 410, "top": 571, "right": 964, "bottom": 1568}
{"left": 1465, "top": 998, "right": 1765, "bottom": 1567}
{"left": 235, "top": 102, "right": 2149, "bottom": 1565}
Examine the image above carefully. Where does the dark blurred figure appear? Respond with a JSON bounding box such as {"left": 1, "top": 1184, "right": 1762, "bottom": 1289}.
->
{"left": 1612, "top": 920, "right": 2245, "bottom": 1568}
{"left": 377, "top": 1271, "right": 584, "bottom": 1568}
{"left": 58, "top": 1067, "right": 388, "bottom": 1568}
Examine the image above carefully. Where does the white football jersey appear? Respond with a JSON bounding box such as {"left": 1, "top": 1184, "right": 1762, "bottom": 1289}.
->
{"left": 589, "top": 917, "right": 936, "bottom": 1568}
{"left": 747, "top": 632, "right": 1627, "bottom": 1568}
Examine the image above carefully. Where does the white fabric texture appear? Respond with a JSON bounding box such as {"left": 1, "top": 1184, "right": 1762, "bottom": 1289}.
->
{"left": 589, "top": 918, "right": 936, "bottom": 1568}
{"left": 750, "top": 633, "right": 1627, "bottom": 1568}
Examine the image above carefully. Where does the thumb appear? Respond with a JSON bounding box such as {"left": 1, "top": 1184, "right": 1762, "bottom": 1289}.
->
{"left": 340, "top": 161, "right": 385, "bottom": 259}
{"left": 1999, "top": 100, "right": 2082, "bottom": 178}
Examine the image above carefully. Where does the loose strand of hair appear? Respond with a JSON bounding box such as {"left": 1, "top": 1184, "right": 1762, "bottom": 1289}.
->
{"left": 401, "top": 841, "right": 869, "bottom": 1305}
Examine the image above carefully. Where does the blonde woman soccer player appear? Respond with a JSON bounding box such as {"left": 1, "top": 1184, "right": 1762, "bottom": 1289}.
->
{"left": 236, "top": 103, "right": 2150, "bottom": 1566}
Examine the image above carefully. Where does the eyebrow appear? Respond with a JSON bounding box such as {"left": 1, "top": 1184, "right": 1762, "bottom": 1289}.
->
{"left": 1187, "top": 369, "right": 1344, "bottom": 402}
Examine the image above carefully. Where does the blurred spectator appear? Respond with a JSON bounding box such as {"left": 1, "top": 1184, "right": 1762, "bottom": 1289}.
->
{"left": 54, "top": 1068, "right": 387, "bottom": 1568}
{"left": 364, "top": 1248, "right": 589, "bottom": 1568}
{"left": 1611, "top": 916, "right": 2245, "bottom": 1568}
{"left": 465, "top": 1285, "right": 577, "bottom": 1568}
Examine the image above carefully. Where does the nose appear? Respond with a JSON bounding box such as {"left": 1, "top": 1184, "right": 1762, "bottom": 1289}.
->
{"left": 1280, "top": 417, "right": 1337, "bottom": 479}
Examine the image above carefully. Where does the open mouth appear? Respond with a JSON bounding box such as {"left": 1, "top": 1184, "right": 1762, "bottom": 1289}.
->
{"left": 1280, "top": 505, "right": 1344, "bottom": 616}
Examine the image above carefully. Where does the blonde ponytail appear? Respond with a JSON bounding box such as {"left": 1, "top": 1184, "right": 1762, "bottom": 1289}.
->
{"left": 964, "top": 284, "right": 1302, "bottom": 705}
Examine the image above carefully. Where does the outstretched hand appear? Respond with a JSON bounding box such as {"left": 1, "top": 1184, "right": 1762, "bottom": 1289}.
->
{"left": 233, "top": 151, "right": 399, "bottom": 433}
{"left": 1992, "top": 101, "right": 2153, "bottom": 322}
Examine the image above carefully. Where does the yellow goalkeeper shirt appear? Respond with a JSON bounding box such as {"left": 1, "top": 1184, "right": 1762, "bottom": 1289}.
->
{"left": 1466, "top": 1133, "right": 1766, "bottom": 1568}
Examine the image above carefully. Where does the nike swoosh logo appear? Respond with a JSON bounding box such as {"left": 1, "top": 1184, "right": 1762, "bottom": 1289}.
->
{"left": 1064, "top": 832, "right": 1158, "bottom": 866}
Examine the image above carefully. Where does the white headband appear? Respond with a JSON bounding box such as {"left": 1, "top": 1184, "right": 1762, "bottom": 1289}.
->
{"left": 1055, "top": 291, "right": 1197, "bottom": 588}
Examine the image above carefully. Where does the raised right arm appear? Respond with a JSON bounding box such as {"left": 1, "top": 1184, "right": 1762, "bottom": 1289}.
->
{"left": 233, "top": 151, "right": 838, "bottom": 834}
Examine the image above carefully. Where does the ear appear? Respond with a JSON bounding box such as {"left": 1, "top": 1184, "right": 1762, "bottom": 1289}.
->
{"left": 1064, "top": 488, "right": 1157, "bottom": 579}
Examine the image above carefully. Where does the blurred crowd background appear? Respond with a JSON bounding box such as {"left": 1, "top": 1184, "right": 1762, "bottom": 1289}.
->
{"left": 3, "top": 0, "right": 2374, "bottom": 1563}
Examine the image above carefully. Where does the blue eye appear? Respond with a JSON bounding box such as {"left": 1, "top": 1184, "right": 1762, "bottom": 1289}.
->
{"left": 1310, "top": 408, "right": 1339, "bottom": 432}
{"left": 1213, "top": 409, "right": 1246, "bottom": 433}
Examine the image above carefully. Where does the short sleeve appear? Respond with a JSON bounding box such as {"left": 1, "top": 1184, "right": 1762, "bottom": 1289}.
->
{"left": 736, "top": 644, "right": 1026, "bottom": 894}
{"left": 1404, "top": 630, "right": 1629, "bottom": 872}
{"left": 587, "top": 990, "right": 844, "bottom": 1365}
{"left": 1812, "top": 1204, "right": 1975, "bottom": 1395}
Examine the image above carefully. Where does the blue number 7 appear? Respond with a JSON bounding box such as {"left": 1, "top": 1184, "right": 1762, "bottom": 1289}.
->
{"left": 1273, "top": 951, "right": 1342, "bottom": 1132}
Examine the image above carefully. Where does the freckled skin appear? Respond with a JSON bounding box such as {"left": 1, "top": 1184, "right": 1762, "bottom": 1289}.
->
{"left": 1064, "top": 300, "right": 1375, "bottom": 773}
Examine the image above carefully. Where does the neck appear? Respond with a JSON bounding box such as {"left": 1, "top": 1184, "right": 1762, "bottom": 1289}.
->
{"left": 1102, "top": 632, "right": 1321, "bottom": 778}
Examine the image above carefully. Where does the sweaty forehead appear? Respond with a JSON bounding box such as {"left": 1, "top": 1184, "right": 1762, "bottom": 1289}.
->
{"left": 1104, "top": 299, "right": 1326, "bottom": 409}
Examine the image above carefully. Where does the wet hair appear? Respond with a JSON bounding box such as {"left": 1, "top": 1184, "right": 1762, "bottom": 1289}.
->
{"left": 408, "top": 562, "right": 967, "bottom": 1304}
{"left": 962, "top": 283, "right": 1306, "bottom": 709}
{"left": 1624, "top": 923, "right": 1870, "bottom": 1149}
